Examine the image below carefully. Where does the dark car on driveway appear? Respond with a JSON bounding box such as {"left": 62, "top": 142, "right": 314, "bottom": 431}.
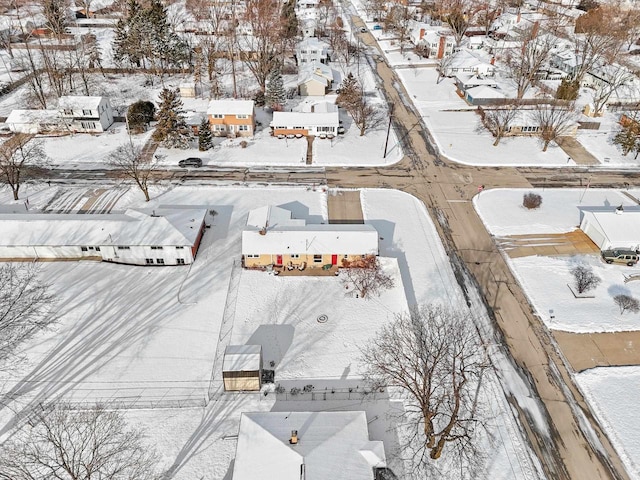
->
{"left": 178, "top": 157, "right": 203, "bottom": 168}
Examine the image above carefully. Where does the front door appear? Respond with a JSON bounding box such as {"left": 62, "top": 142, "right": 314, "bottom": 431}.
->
{"left": 331, "top": 254, "right": 338, "bottom": 265}
{"left": 276, "top": 255, "right": 283, "bottom": 265}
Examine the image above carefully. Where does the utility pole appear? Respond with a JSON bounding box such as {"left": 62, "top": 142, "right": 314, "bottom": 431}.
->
{"left": 383, "top": 103, "right": 394, "bottom": 158}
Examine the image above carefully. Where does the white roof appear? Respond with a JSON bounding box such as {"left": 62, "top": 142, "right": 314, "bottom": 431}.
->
{"left": 446, "top": 49, "right": 494, "bottom": 70}
{"left": 223, "top": 345, "right": 262, "bottom": 372}
{"left": 6, "top": 109, "right": 60, "bottom": 125}
{"left": 242, "top": 224, "right": 379, "bottom": 255}
{"left": 207, "top": 99, "right": 254, "bottom": 116}
{"left": 59, "top": 96, "right": 106, "bottom": 110}
{"left": 456, "top": 74, "right": 498, "bottom": 88}
{"left": 581, "top": 210, "right": 640, "bottom": 248}
{"left": 297, "top": 37, "right": 328, "bottom": 50}
{"left": 246, "top": 205, "right": 305, "bottom": 229}
{"left": 232, "top": 411, "right": 385, "bottom": 480}
{"left": 271, "top": 111, "right": 339, "bottom": 128}
{"left": 0, "top": 207, "right": 207, "bottom": 247}
{"left": 465, "top": 85, "right": 505, "bottom": 99}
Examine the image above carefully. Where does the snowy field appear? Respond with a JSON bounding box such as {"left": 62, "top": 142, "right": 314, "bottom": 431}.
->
{"left": 511, "top": 254, "right": 640, "bottom": 332}
{"left": 0, "top": 185, "right": 539, "bottom": 479}
{"left": 576, "top": 367, "right": 640, "bottom": 479}
{"left": 474, "top": 188, "right": 639, "bottom": 236}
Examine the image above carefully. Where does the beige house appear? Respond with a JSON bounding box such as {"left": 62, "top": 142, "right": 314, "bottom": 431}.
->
{"left": 241, "top": 206, "right": 379, "bottom": 270}
{"left": 297, "top": 61, "right": 335, "bottom": 96}
{"left": 223, "top": 345, "right": 262, "bottom": 392}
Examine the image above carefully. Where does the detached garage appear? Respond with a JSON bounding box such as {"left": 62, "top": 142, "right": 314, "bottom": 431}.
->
{"left": 223, "top": 345, "right": 262, "bottom": 392}
{"left": 580, "top": 209, "right": 640, "bottom": 250}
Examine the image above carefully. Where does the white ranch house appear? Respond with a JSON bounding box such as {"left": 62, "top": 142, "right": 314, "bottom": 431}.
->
{"left": 271, "top": 111, "right": 339, "bottom": 137}
{"left": 5, "top": 109, "right": 61, "bottom": 134}
{"left": 0, "top": 207, "right": 208, "bottom": 266}
{"left": 59, "top": 96, "right": 114, "bottom": 132}
{"left": 580, "top": 208, "right": 640, "bottom": 250}
{"left": 232, "top": 411, "right": 386, "bottom": 480}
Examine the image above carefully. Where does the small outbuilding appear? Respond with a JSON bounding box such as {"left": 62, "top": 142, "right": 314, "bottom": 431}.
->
{"left": 223, "top": 345, "right": 263, "bottom": 392}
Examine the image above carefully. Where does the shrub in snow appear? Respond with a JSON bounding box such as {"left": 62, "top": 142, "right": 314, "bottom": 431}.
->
{"left": 290, "top": 387, "right": 301, "bottom": 396}
{"left": 614, "top": 294, "right": 640, "bottom": 314}
{"left": 523, "top": 192, "right": 542, "bottom": 209}
{"left": 240, "top": 140, "right": 248, "bottom": 148}
{"left": 275, "top": 384, "right": 285, "bottom": 394}
{"left": 571, "top": 265, "right": 601, "bottom": 294}
{"left": 303, "top": 384, "right": 314, "bottom": 393}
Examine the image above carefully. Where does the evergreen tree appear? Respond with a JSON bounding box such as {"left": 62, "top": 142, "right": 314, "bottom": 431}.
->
{"left": 152, "top": 88, "right": 192, "bottom": 149}
{"left": 127, "top": 100, "right": 156, "bottom": 133}
{"left": 280, "top": 0, "right": 298, "bottom": 40}
{"left": 265, "top": 67, "right": 286, "bottom": 110}
{"left": 613, "top": 122, "right": 640, "bottom": 157}
{"left": 198, "top": 117, "right": 213, "bottom": 151}
{"left": 336, "top": 73, "right": 361, "bottom": 110}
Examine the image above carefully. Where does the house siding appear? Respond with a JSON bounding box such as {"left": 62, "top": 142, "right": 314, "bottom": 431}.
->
{"left": 243, "top": 253, "right": 365, "bottom": 269}
{"left": 208, "top": 112, "right": 255, "bottom": 137}
{"left": 223, "top": 372, "right": 261, "bottom": 391}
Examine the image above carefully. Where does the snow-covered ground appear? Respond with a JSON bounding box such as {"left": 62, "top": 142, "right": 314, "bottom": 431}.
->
{"left": 474, "top": 188, "right": 640, "bottom": 332}
{"left": 475, "top": 188, "right": 638, "bottom": 236}
{"left": 576, "top": 367, "right": 640, "bottom": 479}
{"left": 0, "top": 185, "right": 539, "bottom": 479}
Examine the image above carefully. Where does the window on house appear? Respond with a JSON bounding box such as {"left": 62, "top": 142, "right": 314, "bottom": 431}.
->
{"left": 150, "top": 246, "right": 163, "bottom": 250}
{"left": 212, "top": 114, "right": 223, "bottom": 119}
{"left": 117, "top": 246, "right": 130, "bottom": 250}
{"left": 156, "top": 258, "right": 165, "bottom": 264}
{"left": 63, "top": 109, "right": 73, "bottom": 115}
{"left": 176, "top": 246, "right": 184, "bottom": 249}
{"left": 82, "top": 109, "right": 92, "bottom": 115}
{"left": 81, "top": 246, "right": 88, "bottom": 252}
{"left": 293, "top": 126, "right": 304, "bottom": 129}
{"left": 291, "top": 254, "right": 300, "bottom": 259}
{"left": 236, "top": 114, "right": 248, "bottom": 119}
{"left": 80, "top": 121, "right": 96, "bottom": 129}
{"left": 317, "top": 126, "right": 334, "bottom": 132}
{"left": 215, "top": 124, "right": 225, "bottom": 131}
{"left": 145, "top": 258, "right": 154, "bottom": 264}
{"left": 176, "top": 258, "right": 185, "bottom": 265}
{"left": 95, "top": 246, "right": 101, "bottom": 251}
{"left": 246, "top": 254, "right": 259, "bottom": 258}
{"left": 313, "top": 254, "right": 322, "bottom": 263}
{"left": 238, "top": 125, "right": 248, "bottom": 131}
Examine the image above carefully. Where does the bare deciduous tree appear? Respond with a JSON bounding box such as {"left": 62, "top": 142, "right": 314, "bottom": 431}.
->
{"left": 590, "top": 66, "right": 634, "bottom": 116}
{"left": 0, "top": 404, "right": 159, "bottom": 480}
{"left": 571, "top": 264, "right": 601, "bottom": 294}
{"left": 360, "top": 304, "right": 487, "bottom": 469}
{"left": 533, "top": 102, "right": 577, "bottom": 152}
{"left": 480, "top": 106, "right": 519, "bottom": 146}
{"left": 0, "top": 135, "right": 47, "bottom": 201}
{"left": 341, "top": 256, "right": 394, "bottom": 298}
{"left": 505, "top": 25, "right": 557, "bottom": 99}
{"left": 614, "top": 294, "right": 640, "bottom": 314}
{"left": 0, "top": 264, "right": 55, "bottom": 367}
{"left": 108, "top": 143, "right": 160, "bottom": 202}
{"left": 436, "top": 0, "right": 473, "bottom": 46}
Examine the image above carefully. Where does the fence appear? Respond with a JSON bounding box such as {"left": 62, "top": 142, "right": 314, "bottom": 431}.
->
{"left": 273, "top": 385, "right": 387, "bottom": 402}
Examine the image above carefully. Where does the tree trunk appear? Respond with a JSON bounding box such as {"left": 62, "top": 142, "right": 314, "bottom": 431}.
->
{"left": 430, "top": 437, "right": 446, "bottom": 459}
{"left": 542, "top": 140, "right": 550, "bottom": 152}
{"left": 493, "top": 135, "right": 500, "bottom": 147}
{"left": 143, "top": 187, "right": 150, "bottom": 202}
{"left": 12, "top": 185, "right": 19, "bottom": 200}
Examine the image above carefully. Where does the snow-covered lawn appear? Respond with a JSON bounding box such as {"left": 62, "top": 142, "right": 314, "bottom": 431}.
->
{"left": 576, "top": 367, "right": 640, "bottom": 479}
{"left": 511, "top": 255, "right": 640, "bottom": 332}
{"left": 577, "top": 113, "right": 640, "bottom": 168}
{"left": 475, "top": 188, "right": 638, "bottom": 236}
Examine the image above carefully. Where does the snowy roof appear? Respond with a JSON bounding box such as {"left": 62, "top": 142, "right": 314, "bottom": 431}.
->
{"left": 297, "top": 37, "right": 329, "bottom": 51}
{"left": 581, "top": 210, "right": 640, "bottom": 248}
{"left": 0, "top": 207, "right": 207, "bottom": 247}
{"left": 207, "top": 99, "right": 254, "bottom": 116}
{"left": 271, "top": 111, "right": 339, "bottom": 128}
{"left": 6, "top": 109, "right": 60, "bottom": 125}
{"left": 310, "top": 101, "right": 337, "bottom": 113}
{"left": 232, "top": 411, "right": 386, "bottom": 480}
{"left": 456, "top": 74, "right": 498, "bottom": 88}
{"left": 246, "top": 205, "right": 305, "bottom": 229}
{"left": 465, "top": 85, "right": 505, "bottom": 99}
{"left": 242, "top": 224, "right": 379, "bottom": 255}
{"left": 185, "top": 111, "right": 207, "bottom": 126}
{"left": 223, "top": 345, "right": 262, "bottom": 372}
{"left": 58, "top": 96, "right": 106, "bottom": 110}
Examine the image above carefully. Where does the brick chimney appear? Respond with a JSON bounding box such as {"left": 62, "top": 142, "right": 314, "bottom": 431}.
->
{"left": 419, "top": 28, "right": 425, "bottom": 40}
{"left": 289, "top": 430, "right": 299, "bottom": 444}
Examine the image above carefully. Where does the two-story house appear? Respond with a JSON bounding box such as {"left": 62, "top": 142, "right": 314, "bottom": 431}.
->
{"left": 58, "top": 96, "right": 114, "bottom": 132}
{"left": 207, "top": 99, "right": 256, "bottom": 137}
{"left": 295, "top": 37, "right": 330, "bottom": 65}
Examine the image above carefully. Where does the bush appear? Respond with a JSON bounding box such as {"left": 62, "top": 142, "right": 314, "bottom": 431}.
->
{"left": 290, "top": 387, "right": 301, "bottom": 396}
{"left": 240, "top": 140, "right": 248, "bottom": 148}
{"left": 302, "top": 384, "right": 314, "bottom": 393}
{"left": 571, "top": 265, "right": 601, "bottom": 294}
{"left": 523, "top": 192, "right": 543, "bottom": 209}
{"left": 275, "top": 384, "right": 285, "bottom": 394}
{"left": 614, "top": 294, "right": 640, "bottom": 314}
{"left": 556, "top": 79, "right": 580, "bottom": 101}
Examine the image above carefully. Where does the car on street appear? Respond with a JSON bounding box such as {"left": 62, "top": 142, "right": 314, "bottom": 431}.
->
{"left": 360, "top": 27, "right": 366, "bottom": 33}
{"left": 601, "top": 249, "right": 639, "bottom": 266}
{"left": 178, "top": 157, "right": 203, "bottom": 168}
{"left": 372, "top": 24, "right": 382, "bottom": 30}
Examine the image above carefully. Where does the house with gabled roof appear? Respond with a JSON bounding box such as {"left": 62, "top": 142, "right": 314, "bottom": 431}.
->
{"left": 58, "top": 96, "right": 114, "bottom": 132}
{"left": 295, "top": 37, "right": 330, "bottom": 65}
{"left": 242, "top": 205, "right": 378, "bottom": 270}
{"left": 297, "top": 61, "right": 337, "bottom": 96}
{"left": 0, "top": 207, "right": 208, "bottom": 266}
{"left": 207, "top": 99, "right": 255, "bottom": 137}
{"left": 232, "top": 411, "right": 386, "bottom": 480}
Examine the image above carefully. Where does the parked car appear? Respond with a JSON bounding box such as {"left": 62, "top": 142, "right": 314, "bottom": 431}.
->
{"left": 601, "top": 249, "right": 639, "bottom": 266}
{"left": 178, "top": 157, "right": 203, "bottom": 168}
{"left": 372, "top": 25, "right": 382, "bottom": 30}
{"left": 360, "top": 27, "right": 366, "bottom": 33}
